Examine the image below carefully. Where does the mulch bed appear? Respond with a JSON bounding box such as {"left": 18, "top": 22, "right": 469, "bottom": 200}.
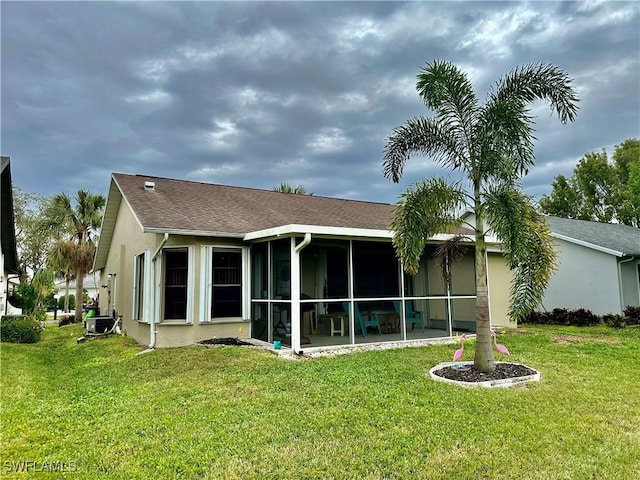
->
{"left": 198, "top": 337, "right": 252, "bottom": 346}
{"left": 433, "top": 363, "right": 537, "bottom": 382}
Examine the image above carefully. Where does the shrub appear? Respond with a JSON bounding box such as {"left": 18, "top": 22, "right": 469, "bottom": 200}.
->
{"left": 57, "top": 294, "right": 75, "bottom": 310}
{"left": 58, "top": 315, "right": 77, "bottom": 327}
{"left": 550, "top": 308, "right": 570, "bottom": 325}
{"left": 0, "top": 315, "right": 43, "bottom": 343}
{"left": 520, "top": 311, "right": 550, "bottom": 324}
{"left": 603, "top": 313, "right": 626, "bottom": 329}
{"left": 623, "top": 306, "right": 640, "bottom": 325}
{"left": 521, "top": 308, "right": 602, "bottom": 327}
{"left": 566, "top": 308, "right": 601, "bottom": 326}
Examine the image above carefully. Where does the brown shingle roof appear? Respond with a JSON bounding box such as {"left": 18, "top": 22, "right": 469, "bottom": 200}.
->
{"left": 113, "top": 173, "right": 395, "bottom": 235}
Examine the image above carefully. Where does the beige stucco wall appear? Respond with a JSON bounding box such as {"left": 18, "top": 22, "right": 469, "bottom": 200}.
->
{"left": 100, "top": 199, "right": 252, "bottom": 347}
{"left": 154, "top": 321, "right": 249, "bottom": 348}
{"left": 99, "top": 198, "right": 155, "bottom": 345}
{"left": 487, "top": 252, "right": 514, "bottom": 327}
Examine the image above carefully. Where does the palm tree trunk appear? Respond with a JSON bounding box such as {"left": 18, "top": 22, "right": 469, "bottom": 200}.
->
{"left": 64, "top": 278, "right": 70, "bottom": 312}
{"left": 75, "top": 272, "right": 83, "bottom": 323}
{"left": 473, "top": 199, "right": 495, "bottom": 373}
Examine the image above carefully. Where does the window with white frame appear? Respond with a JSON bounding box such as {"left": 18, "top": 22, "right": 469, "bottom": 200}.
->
{"left": 133, "top": 252, "right": 145, "bottom": 320}
{"left": 163, "top": 247, "right": 194, "bottom": 322}
{"left": 201, "top": 246, "right": 248, "bottom": 322}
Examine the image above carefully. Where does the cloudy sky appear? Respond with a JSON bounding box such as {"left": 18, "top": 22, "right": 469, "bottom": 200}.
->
{"left": 2, "top": 1, "right": 639, "bottom": 205}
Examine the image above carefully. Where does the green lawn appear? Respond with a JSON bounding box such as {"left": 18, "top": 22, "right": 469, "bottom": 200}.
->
{"left": 1, "top": 325, "right": 639, "bottom": 479}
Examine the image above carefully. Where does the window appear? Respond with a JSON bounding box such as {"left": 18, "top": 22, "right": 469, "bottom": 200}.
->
{"left": 164, "top": 249, "right": 188, "bottom": 320}
{"left": 201, "top": 246, "right": 247, "bottom": 322}
{"left": 133, "top": 252, "right": 145, "bottom": 320}
{"left": 212, "top": 250, "right": 242, "bottom": 317}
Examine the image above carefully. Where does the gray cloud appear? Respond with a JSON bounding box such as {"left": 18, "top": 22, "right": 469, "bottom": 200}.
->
{"left": 2, "top": 1, "right": 639, "bottom": 205}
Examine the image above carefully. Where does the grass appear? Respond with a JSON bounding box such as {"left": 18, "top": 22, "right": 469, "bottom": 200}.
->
{"left": 1, "top": 325, "right": 639, "bottom": 479}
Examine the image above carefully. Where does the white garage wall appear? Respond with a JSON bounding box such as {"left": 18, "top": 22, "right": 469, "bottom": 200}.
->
{"left": 542, "top": 239, "right": 621, "bottom": 315}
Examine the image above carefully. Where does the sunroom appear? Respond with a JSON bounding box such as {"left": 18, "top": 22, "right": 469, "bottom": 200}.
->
{"left": 246, "top": 225, "right": 478, "bottom": 354}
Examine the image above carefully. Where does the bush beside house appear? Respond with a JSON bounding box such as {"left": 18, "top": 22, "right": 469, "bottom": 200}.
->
{"left": 522, "top": 306, "right": 640, "bottom": 328}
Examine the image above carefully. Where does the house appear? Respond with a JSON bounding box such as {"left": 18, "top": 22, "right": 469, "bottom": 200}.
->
{"left": 1, "top": 156, "right": 21, "bottom": 316}
{"left": 54, "top": 273, "right": 102, "bottom": 306}
{"left": 542, "top": 216, "right": 640, "bottom": 315}
{"left": 92, "top": 173, "right": 512, "bottom": 351}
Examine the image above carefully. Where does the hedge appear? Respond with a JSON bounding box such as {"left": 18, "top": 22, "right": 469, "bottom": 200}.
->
{"left": 521, "top": 306, "right": 640, "bottom": 328}
{"left": 0, "top": 315, "right": 43, "bottom": 343}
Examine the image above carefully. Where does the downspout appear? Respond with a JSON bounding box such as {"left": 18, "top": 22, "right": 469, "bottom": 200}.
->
{"left": 291, "top": 233, "right": 311, "bottom": 354}
{"left": 618, "top": 256, "right": 634, "bottom": 314}
{"left": 147, "top": 233, "right": 169, "bottom": 350}
{"left": 295, "top": 233, "right": 312, "bottom": 253}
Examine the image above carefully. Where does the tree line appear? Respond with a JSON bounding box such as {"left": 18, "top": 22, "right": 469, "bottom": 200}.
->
{"left": 11, "top": 188, "right": 105, "bottom": 323}
{"left": 540, "top": 138, "right": 640, "bottom": 227}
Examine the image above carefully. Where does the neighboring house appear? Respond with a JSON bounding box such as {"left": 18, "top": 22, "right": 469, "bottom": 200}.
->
{"left": 1, "top": 156, "right": 21, "bottom": 316}
{"left": 93, "top": 173, "right": 512, "bottom": 351}
{"left": 54, "top": 273, "right": 102, "bottom": 305}
{"left": 543, "top": 216, "right": 640, "bottom": 315}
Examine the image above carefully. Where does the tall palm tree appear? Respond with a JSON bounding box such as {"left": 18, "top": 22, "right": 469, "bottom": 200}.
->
{"left": 382, "top": 60, "right": 579, "bottom": 373}
{"left": 48, "top": 239, "right": 76, "bottom": 312}
{"left": 47, "top": 190, "right": 106, "bottom": 322}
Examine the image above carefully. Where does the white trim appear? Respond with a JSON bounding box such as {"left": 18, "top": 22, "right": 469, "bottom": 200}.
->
{"left": 200, "top": 245, "right": 249, "bottom": 323}
{"left": 158, "top": 246, "right": 193, "bottom": 324}
{"left": 154, "top": 255, "right": 162, "bottom": 324}
{"left": 132, "top": 250, "right": 152, "bottom": 322}
{"left": 245, "top": 224, "right": 392, "bottom": 241}
{"left": 186, "top": 246, "right": 195, "bottom": 324}
{"left": 132, "top": 254, "right": 141, "bottom": 320}
{"left": 618, "top": 256, "right": 638, "bottom": 312}
{"left": 551, "top": 232, "right": 623, "bottom": 257}
{"left": 199, "top": 246, "right": 210, "bottom": 323}
{"left": 244, "top": 223, "right": 497, "bottom": 244}
{"left": 142, "top": 250, "right": 153, "bottom": 322}
{"left": 348, "top": 239, "right": 355, "bottom": 344}
{"left": 242, "top": 247, "right": 250, "bottom": 320}
{"left": 290, "top": 237, "right": 301, "bottom": 353}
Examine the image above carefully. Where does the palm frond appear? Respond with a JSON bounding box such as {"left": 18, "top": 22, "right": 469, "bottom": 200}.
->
{"left": 485, "top": 187, "right": 557, "bottom": 320}
{"left": 477, "top": 63, "right": 578, "bottom": 181}
{"left": 434, "top": 234, "right": 471, "bottom": 286}
{"left": 45, "top": 193, "right": 75, "bottom": 236}
{"left": 476, "top": 100, "right": 536, "bottom": 180}
{"left": 509, "top": 223, "right": 556, "bottom": 320}
{"left": 417, "top": 60, "right": 479, "bottom": 141}
{"left": 382, "top": 116, "right": 467, "bottom": 182}
{"left": 272, "top": 182, "right": 313, "bottom": 195}
{"left": 391, "top": 178, "right": 467, "bottom": 274}
{"left": 491, "top": 62, "right": 579, "bottom": 124}
{"left": 47, "top": 239, "right": 76, "bottom": 277}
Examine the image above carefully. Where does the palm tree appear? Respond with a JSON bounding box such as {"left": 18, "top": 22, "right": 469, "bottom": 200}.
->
{"left": 382, "top": 60, "right": 579, "bottom": 373}
{"left": 48, "top": 239, "right": 76, "bottom": 312}
{"left": 47, "top": 190, "right": 106, "bottom": 322}
{"left": 273, "top": 182, "right": 313, "bottom": 195}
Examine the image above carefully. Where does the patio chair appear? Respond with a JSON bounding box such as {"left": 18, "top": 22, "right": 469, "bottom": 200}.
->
{"left": 344, "top": 302, "right": 381, "bottom": 337}
{"left": 394, "top": 301, "right": 426, "bottom": 332}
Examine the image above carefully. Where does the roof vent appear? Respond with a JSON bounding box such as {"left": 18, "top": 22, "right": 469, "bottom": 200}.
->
{"left": 144, "top": 181, "right": 155, "bottom": 191}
